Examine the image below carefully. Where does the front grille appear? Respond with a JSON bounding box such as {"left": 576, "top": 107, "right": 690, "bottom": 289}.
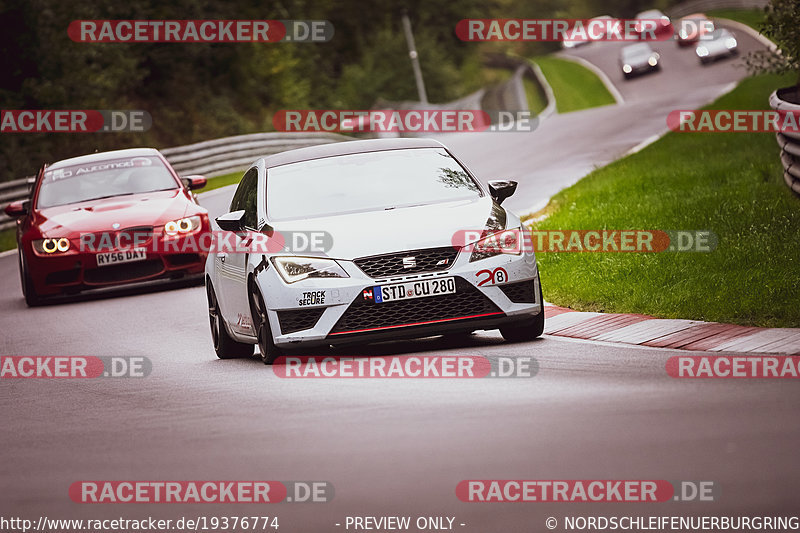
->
{"left": 166, "top": 253, "right": 202, "bottom": 267}
{"left": 45, "top": 268, "right": 80, "bottom": 285}
{"left": 84, "top": 259, "right": 164, "bottom": 284}
{"left": 353, "top": 247, "right": 458, "bottom": 279}
{"left": 498, "top": 280, "right": 537, "bottom": 303}
{"left": 329, "top": 277, "right": 502, "bottom": 335}
{"left": 277, "top": 308, "right": 326, "bottom": 334}
{"left": 87, "top": 226, "right": 154, "bottom": 251}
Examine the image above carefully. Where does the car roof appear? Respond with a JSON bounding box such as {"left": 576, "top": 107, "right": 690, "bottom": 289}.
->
{"left": 636, "top": 9, "right": 665, "bottom": 17}
{"left": 48, "top": 148, "right": 163, "bottom": 169}
{"left": 262, "top": 138, "right": 446, "bottom": 169}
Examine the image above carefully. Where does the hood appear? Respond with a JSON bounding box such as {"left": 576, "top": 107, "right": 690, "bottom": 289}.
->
{"left": 271, "top": 196, "right": 519, "bottom": 259}
{"left": 36, "top": 190, "right": 190, "bottom": 236}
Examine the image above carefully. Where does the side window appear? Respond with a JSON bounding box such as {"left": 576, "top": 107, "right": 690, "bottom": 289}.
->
{"left": 229, "top": 168, "right": 259, "bottom": 229}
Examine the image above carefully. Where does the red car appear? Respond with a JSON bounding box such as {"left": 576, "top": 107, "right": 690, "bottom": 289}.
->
{"left": 3, "top": 148, "right": 211, "bottom": 306}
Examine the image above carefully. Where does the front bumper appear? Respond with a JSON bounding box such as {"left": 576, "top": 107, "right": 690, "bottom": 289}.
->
{"left": 256, "top": 248, "right": 542, "bottom": 348}
{"left": 24, "top": 236, "right": 207, "bottom": 296}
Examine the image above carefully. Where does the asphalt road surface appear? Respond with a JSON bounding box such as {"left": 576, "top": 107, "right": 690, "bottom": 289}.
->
{"left": 2, "top": 22, "right": 796, "bottom": 533}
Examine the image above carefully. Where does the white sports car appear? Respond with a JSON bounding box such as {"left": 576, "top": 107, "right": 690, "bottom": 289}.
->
{"left": 205, "top": 138, "right": 544, "bottom": 364}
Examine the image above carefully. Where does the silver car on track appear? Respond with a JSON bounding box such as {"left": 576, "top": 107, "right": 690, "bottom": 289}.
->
{"left": 205, "top": 138, "right": 545, "bottom": 364}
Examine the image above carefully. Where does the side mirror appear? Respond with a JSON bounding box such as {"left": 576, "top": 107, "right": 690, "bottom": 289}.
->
{"left": 181, "top": 175, "right": 207, "bottom": 191}
{"left": 488, "top": 180, "right": 518, "bottom": 205}
{"left": 215, "top": 210, "right": 246, "bottom": 232}
{"left": 4, "top": 200, "right": 29, "bottom": 218}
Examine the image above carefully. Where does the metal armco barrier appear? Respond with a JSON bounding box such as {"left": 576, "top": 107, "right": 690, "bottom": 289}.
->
{"left": 770, "top": 89, "right": 800, "bottom": 196}
{"left": 0, "top": 131, "right": 348, "bottom": 230}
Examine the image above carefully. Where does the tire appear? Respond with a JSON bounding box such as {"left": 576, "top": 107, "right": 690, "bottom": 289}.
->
{"left": 19, "top": 249, "right": 41, "bottom": 307}
{"left": 248, "top": 280, "right": 283, "bottom": 365}
{"left": 206, "top": 281, "right": 253, "bottom": 359}
{"left": 500, "top": 279, "right": 545, "bottom": 342}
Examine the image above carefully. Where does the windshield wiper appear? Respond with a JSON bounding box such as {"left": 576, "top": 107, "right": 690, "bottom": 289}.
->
{"left": 81, "top": 192, "right": 136, "bottom": 202}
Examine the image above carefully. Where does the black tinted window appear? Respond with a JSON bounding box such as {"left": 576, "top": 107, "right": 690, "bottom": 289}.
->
{"left": 230, "top": 168, "right": 259, "bottom": 228}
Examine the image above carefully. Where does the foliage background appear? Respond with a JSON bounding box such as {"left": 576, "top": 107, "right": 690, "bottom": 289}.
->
{"left": 0, "top": 0, "right": 677, "bottom": 180}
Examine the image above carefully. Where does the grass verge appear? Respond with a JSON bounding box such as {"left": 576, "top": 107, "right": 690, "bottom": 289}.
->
{"left": 523, "top": 76, "right": 547, "bottom": 115}
{"left": 531, "top": 73, "right": 800, "bottom": 328}
{"left": 533, "top": 56, "right": 616, "bottom": 113}
{"left": 707, "top": 8, "right": 766, "bottom": 31}
{"left": 0, "top": 228, "right": 16, "bottom": 253}
{"left": 201, "top": 171, "right": 242, "bottom": 192}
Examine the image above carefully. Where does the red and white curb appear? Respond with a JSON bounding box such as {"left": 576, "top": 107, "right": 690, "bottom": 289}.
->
{"left": 544, "top": 304, "right": 800, "bottom": 355}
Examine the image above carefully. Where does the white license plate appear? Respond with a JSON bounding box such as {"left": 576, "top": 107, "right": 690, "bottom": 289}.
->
{"left": 373, "top": 277, "right": 456, "bottom": 303}
{"left": 96, "top": 248, "right": 147, "bottom": 267}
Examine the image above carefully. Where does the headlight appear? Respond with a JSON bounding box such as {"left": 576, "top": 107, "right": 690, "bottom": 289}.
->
{"left": 725, "top": 38, "right": 737, "bottom": 49}
{"left": 164, "top": 216, "right": 201, "bottom": 236}
{"left": 679, "top": 29, "right": 688, "bottom": 39}
{"left": 648, "top": 56, "right": 658, "bottom": 66}
{"left": 622, "top": 64, "right": 632, "bottom": 73}
{"left": 33, "top": 238, "right": 70, "bottom": 254}
{"left": 563, "top": 40, "right": 575, "bottom": 48}
{"left": 467, "top": 228, "right": 523, "bottom": 263}
{"left": 272, "top": 256, "right": 349, "bottom": 284}
{"left": 696, "top": 46, "right": 709, "bottom": 57}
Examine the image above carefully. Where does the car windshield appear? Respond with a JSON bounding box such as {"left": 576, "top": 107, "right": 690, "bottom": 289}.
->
{"left": 266, "top": 147, "right": 482, "bottom": 221}
{"left": 622, "top": 44, "right": 653, "bottom": 59}
{"left": 708, "top": 29, "right": 729, "bottom": 40}
{"left": 37, "top": 155, "right": 178, "bottom": 208}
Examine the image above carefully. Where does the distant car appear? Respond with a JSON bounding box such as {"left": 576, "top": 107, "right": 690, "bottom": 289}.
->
{"left": 562, "top": 15, "right": 617, "bottom": 48}
{"left": 634, "top": 9, "right": 672, "bottom": 36}
{"left": 696, "top": 28, "right": 738, "bottom": 64}
{"left": 619, "top": 43, "right": 661, "bottom": 79}
{"left": 205, "top": 138, "right": 545, "bottom": 364}
{"left": 3, "top": 148, "right": 210, "bottom": 306}
{"left": 676, "top": 13, "right": 714, "bottom": 46}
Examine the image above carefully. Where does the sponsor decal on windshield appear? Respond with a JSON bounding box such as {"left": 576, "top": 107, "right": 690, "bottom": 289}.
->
{"left": 45, "top": 156, "right": 159, "bottom": 180}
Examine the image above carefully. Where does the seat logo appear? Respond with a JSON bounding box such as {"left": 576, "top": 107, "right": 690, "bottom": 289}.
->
{"left": 402, "top": 256, "right": 416, "bottom": 269}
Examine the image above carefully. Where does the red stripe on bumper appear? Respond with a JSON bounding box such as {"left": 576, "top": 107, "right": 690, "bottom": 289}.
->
{"left": 329, "top": 311, "right": 506, "bottom": 336}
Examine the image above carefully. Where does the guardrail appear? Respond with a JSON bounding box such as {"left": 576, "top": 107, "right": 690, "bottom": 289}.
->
{"left": 770, "top": 89, "right": 800, "bottom": 196}
{"left": 0, "top": 131, "right": 349, "bottom": 231}
{"left": 666, "top": 0, "right": 768, "bottom": 18}
{"left": 375, "top": 53, "right": 555, "bottom": 138}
